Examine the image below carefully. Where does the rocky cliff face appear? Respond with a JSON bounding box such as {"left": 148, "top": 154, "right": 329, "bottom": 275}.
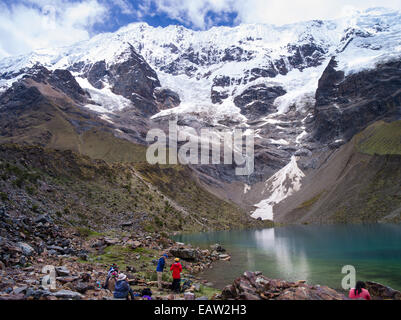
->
{"left": 312, "top": 58, "right": 401, "bottom": 144}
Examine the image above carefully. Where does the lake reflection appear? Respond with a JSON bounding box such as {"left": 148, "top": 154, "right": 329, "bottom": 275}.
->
{"left": 173, "top": 224, "right": 401, "bottom": 290}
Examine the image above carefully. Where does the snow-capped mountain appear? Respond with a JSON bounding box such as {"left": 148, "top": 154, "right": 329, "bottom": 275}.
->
{"left": 1, "top": 7, "right": 401, "bottom": 221}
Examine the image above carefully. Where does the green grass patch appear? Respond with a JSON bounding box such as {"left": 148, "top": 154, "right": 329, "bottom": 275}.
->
{"left": 356, "top": 120, "right": 401, "bottom": 155}
{"left": 196, "top": 285, "right": 220, "bottom": 299}
{"left": 76, "top": 227, "right": 103, "bottom": 238}
{"left": 297, "top": 191, "right": 325, "bottom": 210}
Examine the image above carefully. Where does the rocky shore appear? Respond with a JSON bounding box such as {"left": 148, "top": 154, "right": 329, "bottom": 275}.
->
{"left": 0, "top": 206, "right": 230, "bottom": 300}
{"left": 1, "top": 206, "right": 400, "bottom": 301}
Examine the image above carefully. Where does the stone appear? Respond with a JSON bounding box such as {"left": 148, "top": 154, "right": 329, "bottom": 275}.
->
{"left": 47, "top": 245, "right": 64, "bottom": 252}
{"left": 218, "top": 254, "right": 231, "bottom": 261}
{"left": 34, "top": 215, "right": 52, "bottom": 224}
{"left": 55, "top": 266, "right": 70, "bottom": 277}
{"left": 56, "top": 276, "right": 80, "bottom": 284}
{"left": 17, "top": 242, "right": 35, "bottom": 256}
{"left": 184, "top": 292, "right": 195, "bottom": 300}
{"left": 26, "top": 289, "right": 52, "bottom": 300}
{"left": 13, "top": 286, "right": 28, "bottom": 295}
{"left": 221, "top": 285, "right": 237, "bottom": 299}
{"left": 169, "top": 248, "right": 199, "bottom": 261}
{"left": 51, "top": 290, "right": 84, "bottom": 300}
{"left": 74, "top": 281, "right": 94, "bottom": 294}
{"left": 222, "top": 271, "right": 346, "bottom": 301}
{"left": 104, "top": 238, "right": 119, "bottom": 246}
{"left": 121, "top": 222, "right": 133, "bottom": 227}
{"left": 210, "top": 244, "right": 226, "bottom": 252}
{"left": 365, "top": 281, "right": 401, "bottom": 300}
{"left": 130, "top": 240, "right": 142, "bottom": 249}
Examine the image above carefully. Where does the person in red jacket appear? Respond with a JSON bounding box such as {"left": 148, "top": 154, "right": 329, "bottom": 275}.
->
{"left": 170, "top": 258, "right": 183, "bottom": 293}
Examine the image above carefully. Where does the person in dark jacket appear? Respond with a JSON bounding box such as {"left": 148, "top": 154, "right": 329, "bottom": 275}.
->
{"left": 170, "top": 258, "right": 183, "bottom": 293}
{"left": 113, "top": 273, "right": 134, "bottom": 300}
{"left": 156, "top": 253, "right": 168, "bottom": 289}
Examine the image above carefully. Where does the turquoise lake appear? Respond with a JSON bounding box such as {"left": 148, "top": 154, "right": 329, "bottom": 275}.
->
{"left": 173, "top": 224, "right": 401, "bottom": 291}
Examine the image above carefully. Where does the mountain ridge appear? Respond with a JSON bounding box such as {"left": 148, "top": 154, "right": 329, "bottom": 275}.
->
{"left": 1, "top": 7, "right": 401, "bottom": 223}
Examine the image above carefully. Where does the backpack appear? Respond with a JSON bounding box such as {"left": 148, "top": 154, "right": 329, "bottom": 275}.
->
{"left": 182, "top": 279, "right": 193, "bottom": 291}
{"left": 141, "top": 288, "right": 152, "bottom": 297}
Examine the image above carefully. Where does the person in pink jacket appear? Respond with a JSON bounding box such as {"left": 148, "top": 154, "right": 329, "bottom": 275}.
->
{"left": 349, "top": 281, "right": 371, "bottom": 300}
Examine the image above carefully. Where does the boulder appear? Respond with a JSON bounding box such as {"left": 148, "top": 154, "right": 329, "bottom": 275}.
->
{"left": 218, "top": 254, "right": 230, "bottom": 261}
{"left": 365, "top": 281, "right": 401, "bottom": 300}
{"left": 34, "top": 215, "right": 52, "bottom": 224}
{"left": 17, "top": 242, "right": 35, "bottom": 257}
{"left": 221, "top": 285, "right": 237, "bottom": 299}
{"left": 51, "top": 290, "right": 84, "bottom": 300}
{"left": 13, "top": 286, "right": 28, "bottom": 295}
{"left": 184, "top": 292, "right": 195, "bottom": 300}
{"left": 104, "top": 238, "right": 119, "bottom": 246}
{"left": 221, "top": 271, "right": 346, "bottom": 300}
{"left": 128, "top": 240, "right": 142, "bottom": 249}
{"left": 169, "top": 248, "right": 199, "bottom": 261}
{"left": 74, "top": 281, "right": 94, "bottom": 294}
{"left": 121, "top": 222, "right": 133, "bottom": 228}
{"left": 55, "top": 266, "right": 70, "bottom": 277}
{"left": 210, "top": 244, "right": 226, "bottom": 252}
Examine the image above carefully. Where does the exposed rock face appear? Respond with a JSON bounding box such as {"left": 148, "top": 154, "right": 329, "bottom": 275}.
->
{"left": 234, "top": 84, "right": 286, "bottom": 119}
{"left": 154, "top": 87, "right": 181, "bottom": 109}
{"left": 3, "top": 66, "right": 89, "bottom": 104}
{"left": 287, "top": 43, "right": 327, "bottom": 70}
{"left": 313, "top": 58, "right": 401, "bottom": 143}
{"left": 220, "top": 271, "right": 346, "bottom": 300}
{"left": 49, "top": 69, "right": 88, "bottom": 103}
{"left": 84, "top": 46, "right": 163, "bottom": 116}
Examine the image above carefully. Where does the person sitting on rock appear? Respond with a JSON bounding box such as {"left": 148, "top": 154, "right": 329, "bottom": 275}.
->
{"left": 108, "top": 263, "right": 118, "bottom": 276}
{"left": 170, "top": 258, "right": 183, "bottom": 293}
{"left": 104, "top": 270, "right": 118, "bottom": 291}
{"left": 103, "top": 264, "right": 119, "bottom": 290}
{"left": 349, "top": 281, "right": 371, "bottom": 300}
{"left": 113, "top": 273, "right": 134, "bottom": 300}
{"left": 156, "top": 253, "right": 168, "bottom": 290}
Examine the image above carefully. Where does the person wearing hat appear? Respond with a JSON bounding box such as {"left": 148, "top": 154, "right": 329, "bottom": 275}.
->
{"left": 113, "top": 273, "right": 134, "bottom": 300}
{"left": 156, "top": 253, "right": 168, "bottom": 290}
{"left": 170, "top": 258, "right": 183, "bottom": 293}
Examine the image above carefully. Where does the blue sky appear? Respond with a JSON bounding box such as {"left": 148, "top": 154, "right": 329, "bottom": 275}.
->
{"left": 0, "top": 0, "right": 400, "bottom": 58}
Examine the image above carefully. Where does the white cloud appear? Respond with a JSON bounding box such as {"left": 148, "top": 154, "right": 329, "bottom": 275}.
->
{"left": 0, "top": 0, "right": 107, "bottom": 59}
{"left": 142, "top": 0, "right": 401, "bottom": 29}
{"left": 112, "top": 0, "right": 135, "bottom": 15}
{"left": 141, "top": 0, "right": 234, "bottom": 29}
